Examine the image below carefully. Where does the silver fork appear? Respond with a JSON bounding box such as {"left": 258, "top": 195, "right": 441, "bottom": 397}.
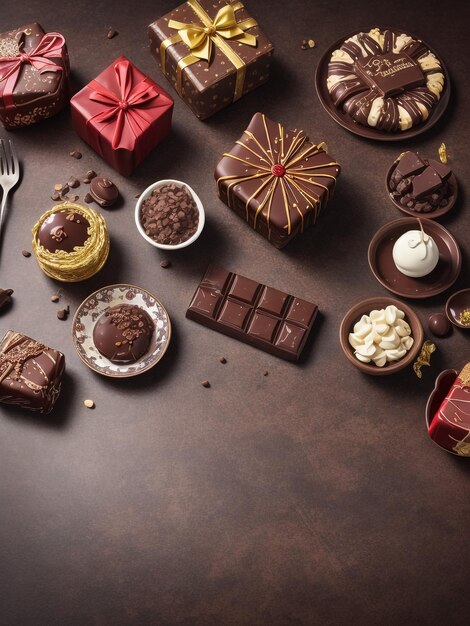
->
{"left": 0, "top": 139, "right": 20, "bottom": 242}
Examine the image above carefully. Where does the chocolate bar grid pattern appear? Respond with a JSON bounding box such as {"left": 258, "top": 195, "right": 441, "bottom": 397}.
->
{"left": 186, "top": 266, "right": 318, "bottom": 361}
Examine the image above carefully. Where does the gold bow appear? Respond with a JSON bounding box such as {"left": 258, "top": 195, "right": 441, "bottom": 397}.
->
{"left": 169, "top": 3, "right": 256, "bottom": 62}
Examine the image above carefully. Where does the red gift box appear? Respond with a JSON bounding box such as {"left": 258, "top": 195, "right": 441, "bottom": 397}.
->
{"left": 428, "top": 363, "right": 470, "bottom": 456}
{"left": 70, "top": 56, "right": 174, "bottom": 176}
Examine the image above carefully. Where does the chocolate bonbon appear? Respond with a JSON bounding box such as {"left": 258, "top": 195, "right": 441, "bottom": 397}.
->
{"left": 388, "top": 151, "right": 455, "bottom": 214}
{"left": 71, "top": 56, "right": 174, "bottom": 176}
{"left": 89, "top": 177, "right": 119, "bottom": 208}
{"left": 0, "top": 330, "right": 65, "bottom": 414}
{"left": 93, "top": 304, "right": 154, "bottom": 364}
{"left": 0, "top": 23, "right": 70, "bottom": 129}
{"left": 327, "top": 28, "right": 445, "bottom": 133}
{"left": 215, "top": 112, "right": 340, "bottom": 248}
{"left": 186, "top": 265, "right": 318, "bottom": 361}
{"left": 392, "top": 220, "right": 439, "bottom": 277}
{"left": 148, "top": 0, "right": 273, "bottom": 119}
{"left": 32, "top": 201, "right": 110, "bottom": 282}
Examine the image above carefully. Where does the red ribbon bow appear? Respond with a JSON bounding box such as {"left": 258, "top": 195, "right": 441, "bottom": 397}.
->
{"left": 0, "top": 32, "right": 65, "bottom": 107}
{"left": 88, "top": 59, "right": 161, "bottom": 151}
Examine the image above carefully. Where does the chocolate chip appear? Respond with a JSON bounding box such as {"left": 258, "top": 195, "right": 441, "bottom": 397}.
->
{"left": 68, "top": 177, "right": 80, "bottom": 188}
{"left": 57, "top": 308, "right": 68, "bottom": 320}
{"left": 86, "top": 170, "right": 97, "bottom": 180}
{"left": 107, "top": 28, "right": 118, "bottom": 39}
{"left": 84, "top": 193, "right": 93, "bottom": 204}
{"left": 201, "top": 380, "right": 210, "bottom": 388}
{"left": 83, "top": 178, "right": 91, "bottom": 184}
{"left": 160, "top": 260, "right": 171, "bottom": 268}
{"left": 22, "top": 250, "right": 31, "bottom": 257}
{"left": 219, "top": 356, "right": 227, "bottom": 364}
{"left": 0, "top": 288, "right": 13, "bottom": 311}
{"left": 70, "top": 150, "right": 82, "bottom": 159}
{"left": 263, "top": 371, "right": 269, "bottom": 376}
{"left": 51, "top": 191, "right": 61, "bottom": 201}
{"left": 51, "top": 294, "right": 60, "bottom": 303}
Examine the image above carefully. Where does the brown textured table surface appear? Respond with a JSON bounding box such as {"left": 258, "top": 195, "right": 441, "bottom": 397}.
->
{"left": 1, "top": 1, "right": 470, "bottom": 624}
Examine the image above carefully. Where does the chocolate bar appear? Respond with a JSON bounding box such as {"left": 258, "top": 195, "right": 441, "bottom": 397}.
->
{"left": 0, "top": 330, "right": 65, "bottom": 414}
{"left": 148, "top": 0, "right": 274, "bottom": 119}
{"left": 215, "top": 113, "right": 340, "bottom": 248}
{"left": 186, "top": 265, "right": 318, "bottom": 361}
{"left": 0, "top": 22, "right": 70, "bottom": 129}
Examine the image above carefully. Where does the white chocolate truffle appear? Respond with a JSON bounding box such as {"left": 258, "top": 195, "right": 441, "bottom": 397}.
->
{"left": 392, "top": 228, "right": 439, "bottom": 277}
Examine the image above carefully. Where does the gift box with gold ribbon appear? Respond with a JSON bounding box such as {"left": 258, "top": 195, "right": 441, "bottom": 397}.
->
{"left": 70, "top": 56, "right": 174, "bottom": 177}
{"left": 148, "top": 0, "right": 273, "bottom": 119}
{"left": 0, "top": 22, "right": 70, "bottom": 129}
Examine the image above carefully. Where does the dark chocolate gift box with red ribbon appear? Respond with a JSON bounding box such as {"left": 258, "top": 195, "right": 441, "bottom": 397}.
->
{"left": 0, "top": 22, "right": 70, "bottom": 130}
{"left": 70, "top": 56, "right": 174, "bottom": 177}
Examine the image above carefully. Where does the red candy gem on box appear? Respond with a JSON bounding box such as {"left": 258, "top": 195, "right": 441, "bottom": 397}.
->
{"left": 271, "top": 164, "right": 286, "bottom": 177}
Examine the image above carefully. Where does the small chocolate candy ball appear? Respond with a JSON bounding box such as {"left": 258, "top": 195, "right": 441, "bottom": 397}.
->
{"left": 89, "top": 177, "right": 119, "bottom": 208}
{"left": 428, "top": 313, "right": 451, "bottom": 337}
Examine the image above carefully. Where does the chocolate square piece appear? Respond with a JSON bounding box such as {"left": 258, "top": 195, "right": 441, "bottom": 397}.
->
{"left": 427, "top": 159, "right": 452, "bottom": 181}
{"left": 0, "top": 330, "right": 65, "bottom": 414}
{"left": 0, "top": 23, "right": 70, "bottom": 129}
{"left": 215, "top": 112, "right": 341, "bottom": 249}
{"left": 355, "top": 52, "right": 425, "bottom": 98}
{"left": 186, "top": 265, "right": 319, "bottom": 361}
{"left": 395, "top": 151, "right": 426, "bottom": 179}
{"left": 70, "top": 56, "right": 174, "bottom": 176}
{"left": 412, "top": 167, "right": 442, "bottom": 200}
{"left": 148, "top": 0, "right": 274, "bottom": 119}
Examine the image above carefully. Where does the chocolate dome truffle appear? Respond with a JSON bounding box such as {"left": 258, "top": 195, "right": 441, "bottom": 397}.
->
{"left": 327, "top": 27, "right": 445, "bottom": 132}
{"left": 89, "top": 177, "right": 119, "bottom": 208}
{"left": 32, "top": 201, "right": 110, "bottom": 282}
{"left": 93, "top": 304, "right": 154, "bottom": 364}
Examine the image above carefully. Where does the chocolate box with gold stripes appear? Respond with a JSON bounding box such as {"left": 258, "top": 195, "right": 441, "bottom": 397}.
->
{"left": 148, "top": 0, "right": 273, "bottom": 119}
{"left": 215, "top": 112, "right": 341, "bottom": 249}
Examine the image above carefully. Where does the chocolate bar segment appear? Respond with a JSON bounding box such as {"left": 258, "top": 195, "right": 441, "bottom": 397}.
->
{"left": 0, "top": 331, "right": 65, "bottom": 414}
{"left": 186, "top": 265, "right": 318, "bottom": 361}
{"left": 215, "top": 112, "right": 341, "bottom": 249}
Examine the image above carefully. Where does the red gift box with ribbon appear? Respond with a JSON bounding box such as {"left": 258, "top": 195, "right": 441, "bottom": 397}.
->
{"left": 0, "top": 22, "right": 69, "bottom": 129}
{"left": 70, "top": 56, "right": 174, "bottom": 177}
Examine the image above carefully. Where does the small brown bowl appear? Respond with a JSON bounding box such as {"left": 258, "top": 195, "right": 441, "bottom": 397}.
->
{"left": 385, "top": 158, "right": 458, "bottom": 220}
{"left": 339, "top": 296, "right": 424, "bottom": 376}
{"left": 446, "top": 288, "right": 470, "bottom": 329}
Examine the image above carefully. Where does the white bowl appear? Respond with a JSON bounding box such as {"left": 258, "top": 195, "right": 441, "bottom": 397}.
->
{"left": 135, "top": 179, "right": 205, "bottom": 250}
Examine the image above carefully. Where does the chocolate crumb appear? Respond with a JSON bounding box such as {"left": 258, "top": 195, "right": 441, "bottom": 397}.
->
{"left": 83, "top": 178, "right": 91, "bottom": 184}
{"left": 301, "top": 39, "right": 308, "bottom": 50}
{"left": 135, "top": 192, "right": 141, "bottom": 198}
{"left": 51, "top": 294, "right": 60, "bottom": 303}
{"left": 70, "top": 150, "right": 82, "bottom": 159}
{"left": 107, "top": 28, "right": 118, "bottom": 39}
{"left": 57, "top": 308, "right": 67, "bottom": 320}
{"left": 86, "top": 170, "right": 97, "bottom": 180}
{"left": 54, "top": 183, "right": 63, "bottom": 192}
{"left": 201, "top": 380, "right": 210, "bottom": 388}
{"left": 219, "top": 356, "right": 227, "bottom": 364}
{"left": 263, "top": 371, "right": 269, "bottom": 376}
{"left": 0, "top": 288, "right": 13, "bottom": 311}
{"left": 84, "top": 193, "right": 93, "bottom": 204}
{"left": 68, "top": 177, "right": 80, "bottom": 188}
{"left": 160, "top": 260, "right": 171, "bottom": 268}
{"left": 51, "top": 191, "right": 61, "bottom": 201}
{"left": 22, "top": 250, "right": 31, "bottom": 258}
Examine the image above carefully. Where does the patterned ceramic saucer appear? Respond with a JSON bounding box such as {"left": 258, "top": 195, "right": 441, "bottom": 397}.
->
{"left": 72, "top": 284, "right": 171, "bottom": 377}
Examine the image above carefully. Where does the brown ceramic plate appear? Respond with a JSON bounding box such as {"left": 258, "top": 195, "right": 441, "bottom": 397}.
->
{"left": 425, "top": 369, "right": 459, "bottom": 455}
{"left": 385, "top": 157, "right": 458, "bottom": 219}
{"left": 339, "top": 296, "right": 424, "bottom": 376}
{"left": 446, "top": 288, "right": 470, "bottom": 329}
{"left": 315, "top": 27, "right": 450, "bottom": 141}
{"left": 368, "top": 218, "right": 461, "bottom": 299}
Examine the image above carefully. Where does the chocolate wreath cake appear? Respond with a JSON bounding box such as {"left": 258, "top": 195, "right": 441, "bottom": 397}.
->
{"left": 327, "top": 27, "right": 445, "bottom": 132}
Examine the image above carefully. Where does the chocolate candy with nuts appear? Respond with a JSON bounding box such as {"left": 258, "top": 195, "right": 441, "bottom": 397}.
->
{"left": 93, "top": 304, "right": 154, "bottom": 364}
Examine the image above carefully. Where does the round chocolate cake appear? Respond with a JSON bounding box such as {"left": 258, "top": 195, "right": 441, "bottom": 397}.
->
{"left": 38, "top": 210, "right": 90, "bottom": 253}
{"left": 93, "top": 304, "right": 154, "bottom": 365}
{"left": 327, "top": 28, "right": 445, "bottom": 132}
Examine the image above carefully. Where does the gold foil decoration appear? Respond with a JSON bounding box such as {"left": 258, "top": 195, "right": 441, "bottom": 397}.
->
{"left": 438, "top": 142, "right": 447, "bottom": 164}
{"left": 458, "top": 309, "right": 470, "bottom": 326}
{"left": 459, "top": 362, "right": 470, "bottom": 387}
{"left": 160, "top": 0, "right": 258, "bottom": 101}
{"left": 32, "top": 201, "right": 110, "bottom": 282}
{"left": 413, "top": 340, "right": 436, "bottom": 378}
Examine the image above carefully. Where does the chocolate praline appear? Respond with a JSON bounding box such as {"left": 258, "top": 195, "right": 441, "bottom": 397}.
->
{"left": 428, "top": 313, "right": 451, "bottom": 337}
{"left": 93, "top": 304, "right": 154, "bottom": 364}
{"left": 38, "top": 210, "right": 90, "bottom": 253}
{"left": 89, "top": 177, "right": 119, "bottom": 208}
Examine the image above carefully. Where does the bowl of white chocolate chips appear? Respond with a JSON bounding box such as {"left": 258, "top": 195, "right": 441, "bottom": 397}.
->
{"left": 339, "top": 297, "right": 424, "bottom": 375}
